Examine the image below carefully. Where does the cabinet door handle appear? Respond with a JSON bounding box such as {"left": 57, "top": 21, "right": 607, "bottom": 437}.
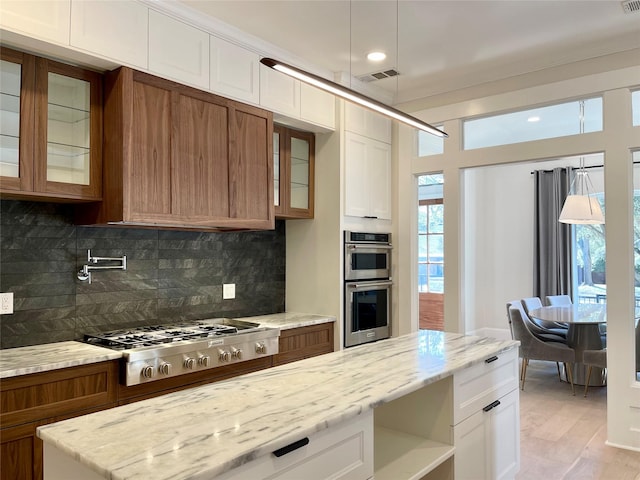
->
{"left": 363, "top": 216, "right": 378, "bottom": 219}
{"left": 272, "top": 437, "right": 310, "bottom": 457}
{"left": 482, "top": 400, "right": 501, "bottom": 412}
{"left": 485, "top": 355, "right": 499, "bottom": 364}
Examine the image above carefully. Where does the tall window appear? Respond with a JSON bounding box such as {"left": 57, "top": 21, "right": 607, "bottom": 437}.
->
{"left": 575, "top": 191, "right": 606, "bottom": 304}
{"left": 418, "top": 174, "right": 444, "bottom": 293}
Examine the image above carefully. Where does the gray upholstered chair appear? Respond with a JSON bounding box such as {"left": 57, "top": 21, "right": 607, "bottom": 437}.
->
{"left": 509, "top": 306, "right": 575, "bottom": 394}
{"left": 506, "top": 300, "right": 564, "bottom": 342}
{"left": 545, "top": 295, "right": 572, "bottom": 306}
{"left": 582, "top": 349, "right": 607, "bottom": 397}
{"left": 521, "top": 297, "right": 568, "bottom": 337}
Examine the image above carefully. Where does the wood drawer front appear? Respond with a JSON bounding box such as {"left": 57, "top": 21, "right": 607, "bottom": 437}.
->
{"left": 217, "top": 410, "right": 373, "bottom": 480}
{"left": 453, "top": 348, "right": 518, "bottom": 425}
{"left": 274, "top": 323, "right": 334, "bottom": 366}
{"left": 1, "top": 361, "right": 118, "bottom": 428}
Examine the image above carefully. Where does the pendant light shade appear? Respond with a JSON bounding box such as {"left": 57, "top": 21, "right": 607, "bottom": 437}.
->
{"left": 558, "top": 194, "right": 604, "bottom": 224}
{"left": 558, "top": 167, "right": 604, "bottom": 225}
{"left": 260, "top": 58, "right": 447, "bottom": 138}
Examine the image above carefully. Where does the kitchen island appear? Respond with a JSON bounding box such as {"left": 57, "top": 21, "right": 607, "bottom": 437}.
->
{"left": 38, "top": 330, "right": 519, "bottom": 480}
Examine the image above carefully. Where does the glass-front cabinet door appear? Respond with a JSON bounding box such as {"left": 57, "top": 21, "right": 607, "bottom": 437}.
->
{"left": 34, "top": 58, "right": 102, "bottom": 199}
{"left": 0, "top": 48, "right": 35, "bottom": 192}
{"left": 273, "top": 125, "right": 315, "bottom": 219}
{"left": 0, "top": 47, "right": 102, "bottom": 200}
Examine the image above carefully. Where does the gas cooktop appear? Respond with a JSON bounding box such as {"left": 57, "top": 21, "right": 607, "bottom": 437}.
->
{"left": 84, "top": 319, "right": 252, "bottom": 350}
{"left": 84, "top": 318, "right": 280, "bottom": 386}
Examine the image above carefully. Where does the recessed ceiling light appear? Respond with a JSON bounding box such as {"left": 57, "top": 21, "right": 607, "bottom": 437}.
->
{"left": 527, "top": 116, "right": 540, "bottom": 122}
{"left": 367, "top": 51, "right": 386, "bottom": 62}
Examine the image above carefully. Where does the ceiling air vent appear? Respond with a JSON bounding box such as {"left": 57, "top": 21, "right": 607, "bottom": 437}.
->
{"left": 357, "top": 69, "right": 400, "bottom": 83}
{"left": 622, "top": 0, "right": 640, "bottom": 13}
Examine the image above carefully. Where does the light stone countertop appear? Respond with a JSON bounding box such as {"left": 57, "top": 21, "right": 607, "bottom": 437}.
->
{"left": 0, "top": 313, "right": 334, "bottom": 379}
{"left": 242, "top": 311, "right": 336, "bottom": 330}
{"left": 0, "top": 341, "right": 122, "bottom": 379}
{"left": 37, "top": 330, "right": 518, "bottom": 480}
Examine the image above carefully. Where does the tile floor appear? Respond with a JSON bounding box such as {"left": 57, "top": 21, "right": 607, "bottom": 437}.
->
{"left": 517, "top": 360, "right": 640, "bottom": 480}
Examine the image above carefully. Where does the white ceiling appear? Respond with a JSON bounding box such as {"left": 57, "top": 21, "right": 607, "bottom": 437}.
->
{"left": 179, "top": 0, "right": 640, "bottom": 104}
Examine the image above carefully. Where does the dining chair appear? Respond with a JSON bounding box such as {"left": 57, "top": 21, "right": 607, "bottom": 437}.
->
{"left": 582, "top": 349, "right": 606, "bottom": 397}
{"left": 507, "top": 301, "right": 567, "bottom": 343}
{"left": 509, "top": 306, "right": 576, "bottom": 394}
{"left": 520, "top": 297, "right": 568, "bottom": 338}
{"left": 545, "top": 295, "right": 572, "bottom": 306}
{"left": 507, "top": 301, "right": 564, "bottom": 382}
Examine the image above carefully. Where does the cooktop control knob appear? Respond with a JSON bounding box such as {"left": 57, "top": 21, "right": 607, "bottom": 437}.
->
{"left": 231, "top": 347, "right": 242, "bottom": 360}
{"left": 255, "top": 342, "right": 267, "bottom": 354}
{"left": 158, "top": 362, "right": 171, "bottom": 375}
{"left": 218, "top": 349, "right": 230, "bottom": 362}
{"left": 199, "top": 355, "right": 211, "bottom": 367}
{"left": 184, "top": 357, "right": 195, "bottom": 369}
{"left": 141, "top": 365, "right": 154, "bottom": 379}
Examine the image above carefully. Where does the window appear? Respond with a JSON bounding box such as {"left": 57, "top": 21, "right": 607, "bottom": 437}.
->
{"left": 575, "top": 191, "right": 606, "bottom": 304}
{"left": 463, "top": 97, "right": 603, "bottom": 150}
{"left": 633, "top": 90, "right": 640, "bottom": 126}
{"left": 418, "top": 174, "right": 444, "bottom": 293}
{"left": 417, "top": 127, "right": 444, "bottom": 157}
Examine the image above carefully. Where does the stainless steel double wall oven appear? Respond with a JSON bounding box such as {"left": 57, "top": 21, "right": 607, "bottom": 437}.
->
{"left": 344, "top": 231, "right": 392, "bottom": 347}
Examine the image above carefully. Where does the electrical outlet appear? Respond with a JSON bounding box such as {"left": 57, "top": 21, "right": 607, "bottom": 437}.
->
{"left": 0, "top": 292, "right": 14, "bottom": 314}
{"left": 223, "top": 284, "right": 236, "bottom": 300}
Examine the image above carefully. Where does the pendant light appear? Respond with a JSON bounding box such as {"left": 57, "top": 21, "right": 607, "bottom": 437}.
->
{"left": 558, "top": 158, "right": 605, "bottom": 224}
{"left": 558, "top": 101, "right": 604, "bottom": 224}
{"left": 260, "top": 3, "right": 447, "bottom": 138}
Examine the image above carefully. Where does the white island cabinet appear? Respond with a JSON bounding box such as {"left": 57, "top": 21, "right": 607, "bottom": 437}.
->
{"left": 38, "top": 331, "right": 519, "bottom": 480}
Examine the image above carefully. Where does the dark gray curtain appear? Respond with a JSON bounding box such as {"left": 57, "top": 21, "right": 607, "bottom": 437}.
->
{"left": 533, "top": 167, "right": 573, "bottom": 300}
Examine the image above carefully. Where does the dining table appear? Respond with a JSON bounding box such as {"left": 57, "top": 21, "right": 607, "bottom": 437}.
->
{"left": 529, "top": 303, "right": 607, "bottom": 386}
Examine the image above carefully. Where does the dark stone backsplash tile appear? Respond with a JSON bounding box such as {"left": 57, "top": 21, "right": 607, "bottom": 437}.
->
{"left": 0, "top": 200, "right": 286, "bottom": 348}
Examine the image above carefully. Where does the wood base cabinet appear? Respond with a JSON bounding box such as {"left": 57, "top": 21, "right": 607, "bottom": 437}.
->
{"left": 273, "top": 323, "right": 334, "bottom": 366}
{"left": 0, "top": 361, "right": 119, "bottom": 480}
{"left": 77, "top": 67, "right": 274, "bottom": 230}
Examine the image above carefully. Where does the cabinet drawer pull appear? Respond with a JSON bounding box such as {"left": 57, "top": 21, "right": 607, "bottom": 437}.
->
{"left": 272, "top": 437, "right": 310, "bottom": 457}
{"left": 485, "top": 355, "right": 499, "bottom": 364}
{"left": 483, "top": 400, "right": 501, "bottom": 412}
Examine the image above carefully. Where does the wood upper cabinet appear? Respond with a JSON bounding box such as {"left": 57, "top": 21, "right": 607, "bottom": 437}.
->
{"left": 274, "top": 125, "right": 315, "bottom": 219}
{"left": 78, "top": 67, "right": 274, "bottom": 230}
{"left": 0, "top": 47, "right": 103, "bottom": 201}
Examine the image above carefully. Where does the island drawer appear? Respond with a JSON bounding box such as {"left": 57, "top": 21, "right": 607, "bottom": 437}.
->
{"left": 452, "top": 347, "right": 518, "bottom": 425}
{"left": 216, "top": 410, "right": 373, "bottom": 480}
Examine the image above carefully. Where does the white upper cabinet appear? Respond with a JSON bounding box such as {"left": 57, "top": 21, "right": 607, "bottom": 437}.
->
{"left": 259, "top": 63, "right": 301, "bottom": 118}
{"left": 70, "top": 0, "right": 148, "bottom": 69}
{"left": 210, "top": 36, "right": 260, "bottom": 104}
{"left": 345, "top": 102, "right": 391, "bottom": 143}
{"left": 300, "top": 83, "right": 335, "bottom": 130}
{"left": 344, "top": 131, "right": 392, "bottom": 220}
{"left": 148, "top": 10, "right": 209, "bottom": 90}
{"left": 0, "top": 0, "right": 70, "bottom": 45}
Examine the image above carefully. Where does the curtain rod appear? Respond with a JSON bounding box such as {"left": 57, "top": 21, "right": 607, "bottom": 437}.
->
{"left": 530, "top": 161, "right": 640, "bottom": 175}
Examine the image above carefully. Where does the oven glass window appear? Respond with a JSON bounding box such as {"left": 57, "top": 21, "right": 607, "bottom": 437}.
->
{"left": 352, "top": 289, "right": 388, "bottom": 331}
{"left": 352, "top": 252, "right": 387, "bottom": 271}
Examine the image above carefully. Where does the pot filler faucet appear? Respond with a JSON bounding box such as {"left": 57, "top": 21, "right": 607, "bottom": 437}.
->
{"left": 77, "top": 249, "right": 127, "bottom": 284}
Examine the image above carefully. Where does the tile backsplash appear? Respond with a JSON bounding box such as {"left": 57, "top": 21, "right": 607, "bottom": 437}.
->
{"left": 0, "top": 200, "right": 285, "bottom": 349}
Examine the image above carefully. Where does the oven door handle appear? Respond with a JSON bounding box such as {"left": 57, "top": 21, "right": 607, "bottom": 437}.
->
{"left": 350, "top": 280, "right": 393, "bottom": 289}
{"left": 346, "top": 244, "right": 393, "bottom": 250}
